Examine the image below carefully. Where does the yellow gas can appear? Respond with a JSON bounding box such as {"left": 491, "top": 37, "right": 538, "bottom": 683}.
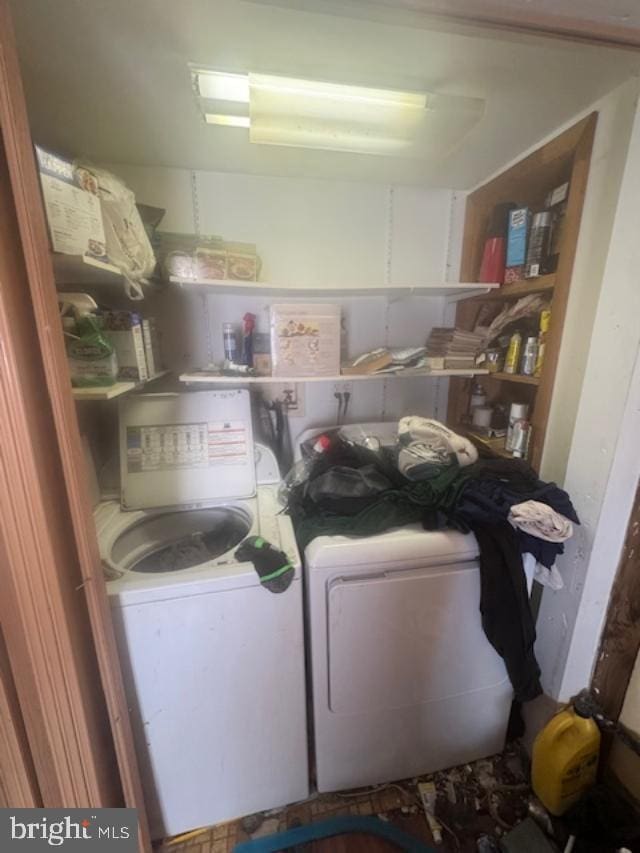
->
{"left": 532, "top": 705, "right": 600, "bottom": 816}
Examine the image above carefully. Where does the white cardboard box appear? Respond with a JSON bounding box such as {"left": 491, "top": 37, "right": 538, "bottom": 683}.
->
{"left": 270, "top": 303, "right": 341, "bottom": 377}
{"left": 35, "top": 145, "right": 107, "bottom": 259}
{"left": 104, "top": 312, "right": 149, "bottom": 382}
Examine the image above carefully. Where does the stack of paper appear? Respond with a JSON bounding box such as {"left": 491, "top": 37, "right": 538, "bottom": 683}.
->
{"left": 342, "top": 347, "right": 427, "bottom": 375}
{"left": 425, "top": 328, "right": 484, "bottom": 370}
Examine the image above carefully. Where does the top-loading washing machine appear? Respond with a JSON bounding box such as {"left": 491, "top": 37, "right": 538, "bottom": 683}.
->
{"left": 97, "top": 390, "right": 308, "bottom": 839}
{"left": 297, "top": 422, "right": 514, "bottom": 793}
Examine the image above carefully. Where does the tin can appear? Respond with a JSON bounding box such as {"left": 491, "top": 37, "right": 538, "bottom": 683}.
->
{"left": 511, "top": 419, "right": 531, "bottom": 458}
{"left": 521, "top": 336, "right": 538, "bottom": 376}
{"left": 504, "top": 332, "right": 522, "bottom": 374}
{"left": 222, "top": 322, "right": 238, "bottom": 361}
{"left": 534, "top": 309, "right": 551, "bottom": 377}
{"left": 485, "top": 349, "right": 503, "bottom": 373}
{"left": 506, "top": 402, "right": 529, "bottom": 451}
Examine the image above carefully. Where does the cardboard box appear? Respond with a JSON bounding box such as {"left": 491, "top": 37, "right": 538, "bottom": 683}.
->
{"left": 104, "top": 311, "right": 148, "bottom": 382}
{"left": 505, "top": 207, "right": 530, "bottom": 282}
{"left": 142, "top": 318, "right": 163, "bottom": 378}
{"left": 270, "top": 303, "right": 341, "bottom": 377}
{"left": 35, "top": 145, "right": 107, "bottom": 260}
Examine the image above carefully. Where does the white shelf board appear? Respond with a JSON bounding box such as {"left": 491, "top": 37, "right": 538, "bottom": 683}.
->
{"left": 170, "top": 276, "right": 498, "bottom": 300}
{"left": 72, "top": 371, "right": 169, "bottom": 401}
{"left": 180, "top": 369, "right": 488, "bottom": 385}
{"left": 53, "top": 253, "right": 124, "bottom": 287}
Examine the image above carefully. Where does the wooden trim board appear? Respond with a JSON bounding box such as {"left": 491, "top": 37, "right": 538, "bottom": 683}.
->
{"left": 0, "top": 2, "right": 151, "bottom": 846}
{"left": 0, "top": 619, "right": 41, "bottom": 808}
{"left": 592, "top": 479, "right": 640, "bottom": 722}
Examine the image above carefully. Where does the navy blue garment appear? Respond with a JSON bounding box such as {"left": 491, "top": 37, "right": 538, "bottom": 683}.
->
{"left": 454, "top": 458, "right": 579, "bottom": 526}
{"left": 473, "top": 522, "right": 542, "bottom": 702}
{"left": 518, "top": 531, "right": 565, "bottom": 569}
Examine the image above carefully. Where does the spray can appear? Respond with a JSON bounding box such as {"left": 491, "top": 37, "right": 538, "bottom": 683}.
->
{"left": 506, "top": 402, "right": 528, "bottom": 451}
{"left": 511, "top": 419, "right": 531, "bottom": 458}
{"left": 521, "top": 336, "right": 539, "bottom": 376}
{"left": 504, "top": 332, "right": 522, "bottom": 374}
{"left": 223, "top": 323, "right": 238, "bottom": 362}
{"left": 534, "top": 309, "right": 551, "bottom": 377}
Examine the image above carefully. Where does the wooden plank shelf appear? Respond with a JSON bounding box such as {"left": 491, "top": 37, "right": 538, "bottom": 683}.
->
{"left": 453, "top": 424, "right": 513, "bottom": 459}
{"left": 489, "top": 372, "right": 540, "bottom": 385}
{"left": 469, "top": 274, "right": 556, "bottom": 302}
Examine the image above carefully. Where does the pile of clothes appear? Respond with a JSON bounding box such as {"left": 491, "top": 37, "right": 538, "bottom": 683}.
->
{"left": 285, "top": 418, "right": 579, "bottom": 703}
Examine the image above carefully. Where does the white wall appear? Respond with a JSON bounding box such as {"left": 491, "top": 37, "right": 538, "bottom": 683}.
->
{"left": 108, "top": 163, "right": 458, "bottom": 436}
{"left": 442, "top": 78, "right": 640, "bottom": 703}
{"left": 535, "top": 89, "right": 640, "bottom": 701}
{"left": 542, "top": 77, "right": 640, "bottom": 484}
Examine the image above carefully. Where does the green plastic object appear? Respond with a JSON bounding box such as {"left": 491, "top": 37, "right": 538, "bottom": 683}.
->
{"left": 66, "top": 314, "right": 118, "bottom": 387}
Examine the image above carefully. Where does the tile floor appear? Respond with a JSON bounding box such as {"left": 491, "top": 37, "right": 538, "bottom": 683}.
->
{"left": 156, "top": 745, "right": 531, "bottom": 853}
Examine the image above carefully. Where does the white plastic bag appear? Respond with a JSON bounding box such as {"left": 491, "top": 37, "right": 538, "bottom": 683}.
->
{"left": 75, "top": 163, "right": 156, "bottom": 299}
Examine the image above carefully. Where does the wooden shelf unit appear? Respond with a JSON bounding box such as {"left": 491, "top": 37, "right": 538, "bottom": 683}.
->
{"left": 447, "top": 113, "right": 597, "bottom": 470}
{"left": 490, "top": 372, "right": 540, "bottom": 386}
{"left": 472, "top": 273, "right": 556, "bottom": 302}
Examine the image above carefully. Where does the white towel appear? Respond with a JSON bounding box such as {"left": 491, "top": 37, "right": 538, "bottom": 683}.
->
{"left": 509, "top": 500, "right": 574, "bottom": 542}
{"left": 398, "top": 417, "right": 478, "bottom": 468}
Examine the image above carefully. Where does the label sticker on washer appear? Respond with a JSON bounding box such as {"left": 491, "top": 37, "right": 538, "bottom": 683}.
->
{"left": 126, "top": 421, "right": 248, "bottom": 473}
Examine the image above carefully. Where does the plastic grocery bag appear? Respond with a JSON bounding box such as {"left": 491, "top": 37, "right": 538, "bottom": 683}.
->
{"left": 75, "top": 163, "right": 156, "bottom": 299}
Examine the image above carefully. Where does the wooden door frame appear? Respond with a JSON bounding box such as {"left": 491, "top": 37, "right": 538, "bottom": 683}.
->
{"left": 0, "top": 2, "right": 150, "bottom": 847}
{"left": 592, "top": 478, "right": 640, "bottom": 728}
{"left": 0, "top": 614, "right": 41, "bottom": 809}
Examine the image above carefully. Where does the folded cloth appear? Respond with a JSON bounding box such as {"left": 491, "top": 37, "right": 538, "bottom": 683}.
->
{"left": 509, "top": 500, "right": 574, "bottom": 542}
{"left": 398, "top": 436, "right": 456, "bottom": 481}
{"left": 398, "top": 417, "right": 477, "bottom": 480}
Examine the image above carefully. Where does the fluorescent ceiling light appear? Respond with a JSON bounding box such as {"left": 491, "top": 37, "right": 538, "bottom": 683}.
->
{"left": 194, "top": 69, "right": 249, "bottom": 103}
{"left": 191, "top": 67, "right": 484, "bottom": 158}
{"left": 205, "top": 113, "right": 251, "bottom": 128}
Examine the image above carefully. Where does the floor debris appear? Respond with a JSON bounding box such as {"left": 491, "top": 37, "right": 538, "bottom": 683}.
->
{"left": 157, "top": 744, "right": 534, "bottom": 852}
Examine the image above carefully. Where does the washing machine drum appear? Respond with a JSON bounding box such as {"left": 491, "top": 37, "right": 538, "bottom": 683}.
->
{"left": 110, "top": 507, "right": 252, "bottom": 574}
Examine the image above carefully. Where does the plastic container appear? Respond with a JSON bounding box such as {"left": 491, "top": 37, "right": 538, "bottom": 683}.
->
{"left": 223, "top": 323, "right": 238, "bottom": 362}
{"left": 278, "top": 434, "right": 331, "bottom": 506}
{"left": 504, "top": 332, "right": 522, "bottom": 374}
{"left": 534, "top": 309, "right": 551, "bottom": 378}
{"left": 506, "top": 402, "right": 528, "bottom": 451}
{"left": 531, "top": 706, "right": 600, "bottom": 816}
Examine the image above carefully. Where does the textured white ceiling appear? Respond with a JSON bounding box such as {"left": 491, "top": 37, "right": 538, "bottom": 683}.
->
{"left": 10, "top": 0, "right": 640, "bottom": 188}
{"left": 361, "top": 0, "right": 640, "bottom": 44}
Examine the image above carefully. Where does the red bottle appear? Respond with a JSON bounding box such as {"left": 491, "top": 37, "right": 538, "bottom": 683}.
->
{"left": 479, "top": 202, "right": 515, "bottom": 284}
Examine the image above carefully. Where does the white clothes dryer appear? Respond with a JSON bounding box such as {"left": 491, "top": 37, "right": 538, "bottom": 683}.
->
{"left": 297, "top": 422, "right": 514, "bottom": 793}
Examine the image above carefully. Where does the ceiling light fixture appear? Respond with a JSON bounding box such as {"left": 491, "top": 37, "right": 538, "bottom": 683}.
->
{"left": 205, "top": 113, "right": 251, "bottom": 128}
{"left": 191, "top": 67, "right": 484, "bottom": 157}
{"left": 194, "top": 69, "right": 250, "bottom": 103}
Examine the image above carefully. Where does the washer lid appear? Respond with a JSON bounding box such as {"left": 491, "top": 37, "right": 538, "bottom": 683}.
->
{"left": 119, "top": 390, "right": 256, "bottom": 510}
